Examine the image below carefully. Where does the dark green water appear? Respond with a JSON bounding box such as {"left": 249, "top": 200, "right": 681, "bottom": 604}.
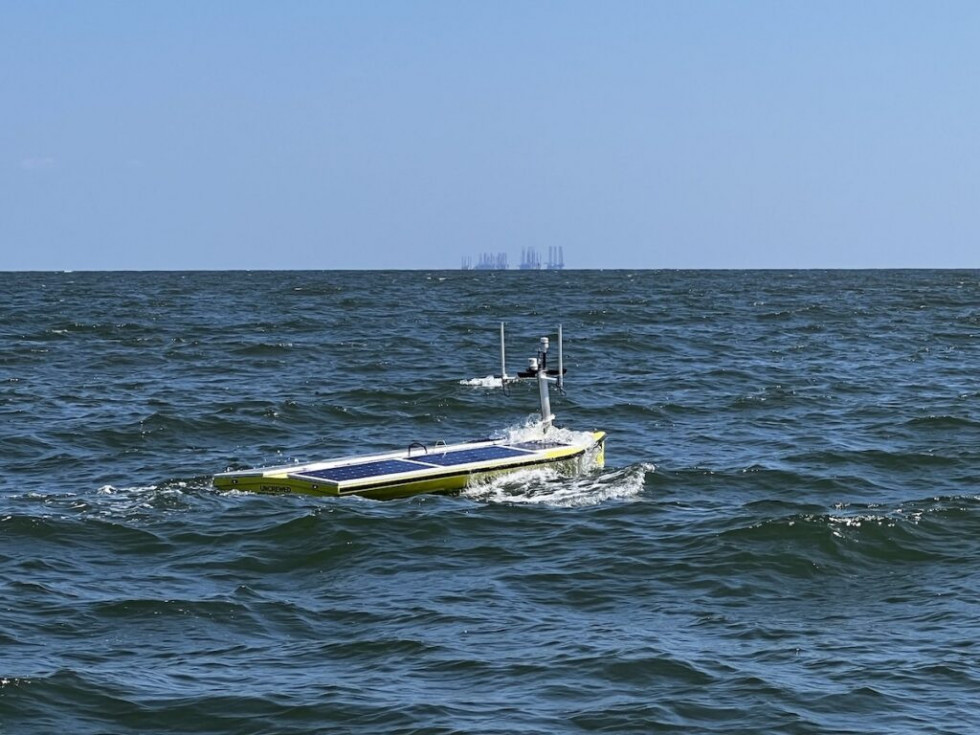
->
{"left": 2, "top": 269, "right": 979, "bottom": 733}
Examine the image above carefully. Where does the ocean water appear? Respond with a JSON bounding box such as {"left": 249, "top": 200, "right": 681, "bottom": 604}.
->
{"left": 2, "top": 269, "right": 979, "bottom": 734}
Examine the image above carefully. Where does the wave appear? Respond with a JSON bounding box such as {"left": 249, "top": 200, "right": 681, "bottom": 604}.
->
{"left": 462, "top": 462, "right": 652, "bottom": 507}
{"left": 707, "top": 494, "right": 980, "bottom": 576}
{"left": 903, "top": 414, "right": 980, "bottom": 430}
{"left": 459, "top": 374, "right": 504, "bottom": 388}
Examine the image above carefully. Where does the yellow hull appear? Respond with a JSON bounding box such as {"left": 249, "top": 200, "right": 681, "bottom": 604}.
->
{"left": 214, "top": 431, "right": 605, "bottom": 500}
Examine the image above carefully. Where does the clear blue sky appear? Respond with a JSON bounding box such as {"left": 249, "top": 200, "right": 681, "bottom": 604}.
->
{"left": 3, "top": 1, "right": 979, "bottom": 270}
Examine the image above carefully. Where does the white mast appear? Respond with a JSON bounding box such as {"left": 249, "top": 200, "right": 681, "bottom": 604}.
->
{"left": 493, "top": 324, "right": 565, "bottom": 431}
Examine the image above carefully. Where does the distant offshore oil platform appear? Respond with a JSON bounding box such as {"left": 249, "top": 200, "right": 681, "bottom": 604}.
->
{"left": 461, "top": 246, "right": 565, "bottom": 270}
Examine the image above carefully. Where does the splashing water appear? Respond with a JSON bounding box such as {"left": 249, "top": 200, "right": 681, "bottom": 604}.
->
{"left": 461, "top": 417, "right": 643, "bottom": 507}
{"left": 462, "top": 461, "right": 650, "bottom": 507}
{"left": 486, "top": 416, "right": 598, "bottom": 445}
{"left": 462, "top": 428, "right": 656, "bottom": 508}
{"left": 459, "top": 374, "right": 504, "bottom": 388}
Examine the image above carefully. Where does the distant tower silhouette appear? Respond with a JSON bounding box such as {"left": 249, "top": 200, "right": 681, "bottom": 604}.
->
{"left": 546, "top": 246, "right": 565, "bottom": 270}
{"left": 520, "top": 247, "right": 542, "bottom": 270}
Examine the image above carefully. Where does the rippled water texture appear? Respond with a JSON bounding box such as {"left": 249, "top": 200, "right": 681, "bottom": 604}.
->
{"left": 2, "top": 270, "right": 980, "bottom": 733}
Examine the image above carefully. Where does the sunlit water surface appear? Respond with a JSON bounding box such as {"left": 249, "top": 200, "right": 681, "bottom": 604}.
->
{"left": 2, "top": 270, "right": 979, "bottom": 733}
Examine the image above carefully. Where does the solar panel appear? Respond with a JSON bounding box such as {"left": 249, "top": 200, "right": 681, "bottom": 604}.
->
{"left": 300, "top": 458, "right": 425, "bottom": 482}
{"left": 420, "top": 445, "right": 528, "bottom": 467}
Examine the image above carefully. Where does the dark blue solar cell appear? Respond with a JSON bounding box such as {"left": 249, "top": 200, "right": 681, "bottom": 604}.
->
{"left": 301, "top": 458, "right": 425, "bottom": 482}
{"left": 420, "top": 445, "right": 528, "bottom": 467}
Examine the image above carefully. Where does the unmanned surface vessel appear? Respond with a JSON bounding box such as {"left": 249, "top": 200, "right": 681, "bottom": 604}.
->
{"left": 213, "top": 325, "right": 605, "bottom": 500}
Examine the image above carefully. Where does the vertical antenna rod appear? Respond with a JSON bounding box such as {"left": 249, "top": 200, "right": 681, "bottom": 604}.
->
{"left": 499, "top": 322, "right": 507, "bottom": 381}
{"left": 557, "top": 324, "right": 563, "bottom": 392}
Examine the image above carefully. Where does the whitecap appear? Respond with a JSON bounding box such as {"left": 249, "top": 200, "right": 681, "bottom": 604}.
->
{"left": 458, "top": 375, "right": 504, "bottom": 388}
{"left": 461, "top": 446, "right": 651, "bottom": 508}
